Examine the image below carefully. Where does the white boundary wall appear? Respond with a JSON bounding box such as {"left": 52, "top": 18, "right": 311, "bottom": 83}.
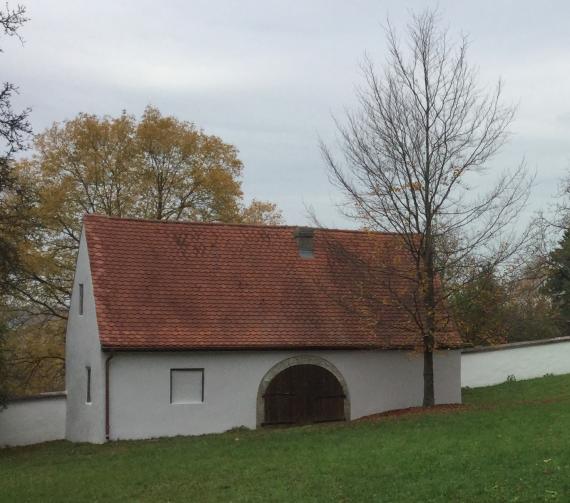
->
{"left": 5, "top": 337, "right": 569, "bottom": 446}
{"left": 0, "top": 393, "right": 66, "bottom": 448}
{"left": 462, "top": 337, "right": 570, "bottom": 388}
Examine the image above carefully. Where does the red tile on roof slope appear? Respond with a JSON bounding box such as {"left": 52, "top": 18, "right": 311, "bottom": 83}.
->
{"left": 83, "top": 214, "right": 463, "bottom": 351}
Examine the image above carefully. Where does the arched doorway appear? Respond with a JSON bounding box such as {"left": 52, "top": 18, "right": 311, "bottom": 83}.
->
{"left": 257, "top": 356, "right": 350, "bottom": 427}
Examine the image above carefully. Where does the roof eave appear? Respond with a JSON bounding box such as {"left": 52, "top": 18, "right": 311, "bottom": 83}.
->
{"left": 100, "top": 344, "right": 464, "bottom": 352}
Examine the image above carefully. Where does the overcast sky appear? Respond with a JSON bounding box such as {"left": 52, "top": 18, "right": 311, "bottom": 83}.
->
{"left": 5, "top": 1, "right": 570, "bottom": 227}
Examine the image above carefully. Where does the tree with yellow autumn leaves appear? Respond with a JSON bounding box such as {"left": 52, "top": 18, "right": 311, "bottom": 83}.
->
{"left": 14, "top": 106, "right": 281, "bottom": 310}
{"left": 3, "top": 106, "right": 281, "bottom": 396}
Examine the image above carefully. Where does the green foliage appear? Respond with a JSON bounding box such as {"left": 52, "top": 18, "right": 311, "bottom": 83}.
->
{"left": 2, "top": 374, "right": 570, "bottom": 502}
{"left": 544, "top": 229, "right": 570, "bottom": 327}
{"left": 451, "top": 262, "right": 561, "bottom": 346}
{"left": 504, "top": 283, "right": 561, "bottom": 343}
{"left": 450, "top": 264, "right": 511, "bottom": 345}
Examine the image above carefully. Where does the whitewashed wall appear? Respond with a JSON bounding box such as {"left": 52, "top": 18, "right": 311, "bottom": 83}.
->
{"left": 65, "top": 229, "right": 107, "bottom": 444}
{"left": 107, "top": 349, "right": 461, "bottom": 441}
{"left": 0, "top": 393, "right": 66, "bottom": 448}
{"left": 461, "top": 337, "right": 570, "bottom": 388}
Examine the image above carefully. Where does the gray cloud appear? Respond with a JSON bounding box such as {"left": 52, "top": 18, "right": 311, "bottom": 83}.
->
{"left": 5, "top": 0, "right": 570, "bottom": 226}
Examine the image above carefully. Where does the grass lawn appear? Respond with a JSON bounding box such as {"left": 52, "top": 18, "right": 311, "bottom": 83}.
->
{"left": 2, "top": 375, "right": 570, "bottom": 502}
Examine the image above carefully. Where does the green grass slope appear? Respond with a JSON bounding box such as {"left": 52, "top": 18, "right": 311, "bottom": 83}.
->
{"left": 1, "top": 374, "right": 569, "bottom": 502}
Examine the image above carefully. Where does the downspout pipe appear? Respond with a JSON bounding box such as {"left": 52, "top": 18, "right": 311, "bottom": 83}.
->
{"left": 105, "top": 352, "right": 115, "bottom": 441}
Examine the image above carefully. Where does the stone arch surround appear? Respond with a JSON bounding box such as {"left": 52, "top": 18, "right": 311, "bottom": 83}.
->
{"left": 256, "top": 355, "right": 351, "bottom": 427}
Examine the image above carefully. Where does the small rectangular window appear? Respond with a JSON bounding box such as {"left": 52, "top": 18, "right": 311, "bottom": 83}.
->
{"left": 294, "top": 227, "right": 315, "bottom": 259}
{"left": 86, "top": 366, "right": 92, "bottom": 403}
{"left": 79, "top": 283, "right": 84, "bottom": 315}
{"left": 170, "top": 369, "right": 204, "bottom": 404}
{"left": 298, "top": 238, "right": 314, "bottom": 258}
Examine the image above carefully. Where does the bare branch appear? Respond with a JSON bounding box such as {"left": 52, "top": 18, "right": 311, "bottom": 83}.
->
{"left": 321, "top": 8, "right": 532, "bottom": 406}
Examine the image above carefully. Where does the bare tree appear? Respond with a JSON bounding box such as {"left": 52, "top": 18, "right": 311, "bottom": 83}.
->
{"left": 544, "top": 171, "right": 570, "bottom": 232}
{"left": 0, "top": 1, "right": 32, "bottom": 295}
{"left": 321, "top": 9, "right": 532, "bottom": 406}
{"left": 0, "top": 2, "right": 30, "bottom": 406}
{"left": 0, "top": 3, "right": 30, "bottom": 163}
{"left": 0, "top": 2, "right": 31, "bottom": 284}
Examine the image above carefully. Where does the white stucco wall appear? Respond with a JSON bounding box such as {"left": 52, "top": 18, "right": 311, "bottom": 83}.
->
{"left": 107, "top": 349, "right": 461, "bottom": 440}
{"left": 0, "top": 394, "right": 66, "bottom": 448}
{"left": 461, "top": 338, "right": 570, "bottom": 388}
{"left": 65, "top": 228, "right": 106, "bottom": 443}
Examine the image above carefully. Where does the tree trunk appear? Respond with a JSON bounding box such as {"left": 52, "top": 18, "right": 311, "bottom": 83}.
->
{"left": 422, "top": 346, "right": 435, "bottom": 406}
{"left": 422, "top": 238, "right": 437, "bottom": 407}
{"left": 422, "top": 282, "right": 437, "bottom": 406}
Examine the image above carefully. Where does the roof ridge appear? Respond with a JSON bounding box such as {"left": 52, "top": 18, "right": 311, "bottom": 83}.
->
{"left": 83, "top": 213, "right": 404, "bottom": 236}
{"left": 84, "top": 213, "right": 294, "bottom": 231}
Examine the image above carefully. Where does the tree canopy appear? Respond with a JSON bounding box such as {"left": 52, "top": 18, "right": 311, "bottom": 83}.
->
{"left": 12, "top": 106, "right": 282, "bottom": 317}
{"left": 544, "top": 229, "right": 570, "bottom": 327}
{"left": 3, "top": 106, "right": 281, "bottom": 397}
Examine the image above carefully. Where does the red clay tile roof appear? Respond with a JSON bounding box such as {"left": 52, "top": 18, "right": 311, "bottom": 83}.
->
{"left": 84, "top": 214, "right": 463, "bottom": 351}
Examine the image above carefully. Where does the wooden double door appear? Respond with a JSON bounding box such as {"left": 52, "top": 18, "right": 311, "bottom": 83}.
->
{"left": 263, "top": 364, "right": 346, "bottom": 426}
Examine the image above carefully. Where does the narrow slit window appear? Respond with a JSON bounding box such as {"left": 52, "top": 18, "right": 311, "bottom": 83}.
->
{"left": 170, "top": 369, "right": 204, "bottom": 404}
{"left": 79, "top": 283, "right": 84, "bottom": 315}
{"left": 86, "top": 366, "right": 92, "bottom": 403}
